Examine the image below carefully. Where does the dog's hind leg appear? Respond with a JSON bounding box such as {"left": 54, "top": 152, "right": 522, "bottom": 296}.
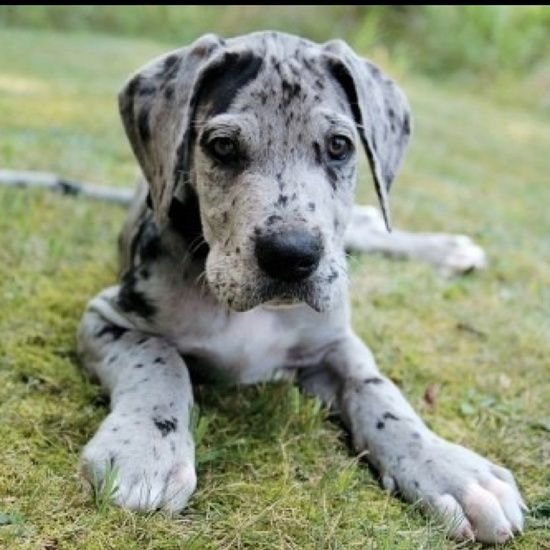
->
{"left": 77, "top": 287, "right": 196, "bottom": 512}
{"left": 345, "top": 205, "right": 487, "bottom": 276}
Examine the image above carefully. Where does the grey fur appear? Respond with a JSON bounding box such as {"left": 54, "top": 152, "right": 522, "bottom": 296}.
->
{"left": 78, "top": 32, "right": 520, "bottom": 543}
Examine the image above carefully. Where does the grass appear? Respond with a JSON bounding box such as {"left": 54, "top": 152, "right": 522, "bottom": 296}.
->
{"left": 0, "top": 26, "right": 549, "bottom": 549}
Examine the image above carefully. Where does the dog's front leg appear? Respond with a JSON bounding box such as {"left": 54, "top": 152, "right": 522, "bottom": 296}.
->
{"left": 325, "top": 332, "right": 525, "bottom": 543}
{"left": 77, "top": 300, "right": 196, "bottom": 512}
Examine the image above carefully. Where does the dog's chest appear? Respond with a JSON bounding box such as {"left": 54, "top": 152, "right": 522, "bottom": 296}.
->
{"left": 153, "top": 290, "right": 345, "bottom": 384}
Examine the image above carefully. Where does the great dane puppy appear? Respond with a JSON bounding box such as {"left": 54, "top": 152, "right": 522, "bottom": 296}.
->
{"left": 78, "top": 32, "right": 524, "bottom": 543}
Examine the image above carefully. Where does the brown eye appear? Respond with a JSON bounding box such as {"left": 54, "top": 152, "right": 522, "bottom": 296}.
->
{"left": 327, "top": 135, "right": 353, "bottom": 161}
{"left": 210, "top": 137, "right": 238, "bottom": 161}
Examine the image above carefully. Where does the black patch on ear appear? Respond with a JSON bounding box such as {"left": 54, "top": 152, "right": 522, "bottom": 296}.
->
{"left": 168, "top": 189, "right": 210, "bottom": 259}
{"left": 137, "top": 105, "right": 151, "bottom": 142}
{"left": 129, "top": 214, "right": 162, "bottom": 267}
{"left": 160, "top": 54, "right": 181, "bottom": 79}
{"left": 326, "top": 59, "right": 381, "bottom": 192}
{"left": 138, "top": 220, "right": 162, "bottom": 261}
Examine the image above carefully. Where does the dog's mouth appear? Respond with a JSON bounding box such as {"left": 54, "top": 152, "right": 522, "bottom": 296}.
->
{"left": 220, "top": 277, "right": 334, "bottom": 313}
{"left": 262, "top": 298, "right": 304, "bottom": 310}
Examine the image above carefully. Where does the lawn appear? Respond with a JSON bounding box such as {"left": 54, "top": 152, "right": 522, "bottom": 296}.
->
{"left": 0, "top": 27, "right": 549, "bottom": 549}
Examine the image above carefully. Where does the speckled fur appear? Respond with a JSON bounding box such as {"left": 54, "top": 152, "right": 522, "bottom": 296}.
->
{"left": 78, "top": 32, "right": 521, "bottom": 543}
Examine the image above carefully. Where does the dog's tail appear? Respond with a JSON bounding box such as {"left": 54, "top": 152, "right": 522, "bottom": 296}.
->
{"left": 0, "top": 169, "right": 133, "bottom": 206}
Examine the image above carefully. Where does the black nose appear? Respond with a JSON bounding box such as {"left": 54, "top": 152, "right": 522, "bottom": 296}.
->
{"left": 255, "top": 230, "right": 323, "bottom": 282}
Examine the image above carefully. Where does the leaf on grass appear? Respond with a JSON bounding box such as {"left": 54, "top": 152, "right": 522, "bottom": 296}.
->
{"left": 423, "top": 383, "right": 438, "bottom": 409}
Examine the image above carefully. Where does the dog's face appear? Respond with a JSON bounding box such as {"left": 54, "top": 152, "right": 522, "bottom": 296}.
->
{"left": 192, "top": 56, "right": 358, "bottom": 312}
{"left": 119, "top": 32, "right": 411, "bottom": 312}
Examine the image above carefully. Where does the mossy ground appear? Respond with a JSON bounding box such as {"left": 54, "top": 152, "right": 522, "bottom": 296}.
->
{"left": 0, "top": 28, "right": 548, "bottom": 549}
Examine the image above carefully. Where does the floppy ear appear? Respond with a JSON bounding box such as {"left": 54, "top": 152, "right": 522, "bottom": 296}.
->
{"left": 118, "top": 34, "right": 224, "bottom": 228}
{"left": 322, "top": 40, "right": 412, "bottom": 231}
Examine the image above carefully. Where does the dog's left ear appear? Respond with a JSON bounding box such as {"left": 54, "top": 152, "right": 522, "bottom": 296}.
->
{"left": 322, "top": 40, "right": 412, "bottom": 231}
{"left": 118, "top": 34, "right": 225, "bottom": 228}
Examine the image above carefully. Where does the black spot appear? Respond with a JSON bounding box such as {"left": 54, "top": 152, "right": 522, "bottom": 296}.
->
{"left": 235, "top": 247, "right": 240, "bottom": 254}
{"left": 281, "top": 79, "right": 301, "bottom": 106}
{"left": 164, "top": 85, "right": 174, "bottom": 101}
{"left": 307, "top": 202, "right": 316, "bottom": 212}
{"left": 276, "top": 195, "right": 288, "bottom": 207}
{"left": 154, "top": 357, "right": 166, "bottom": 365}
{"left": 118, "top": 271, "right": 156, "bottom": 320}
{"left": 134, "top": 363, "right": 144, "bottom": 369}
{"left": 153, "top": 416, "right": 178, "bottom": 437}
{"left": 161, "top": 54, "right": 181, "bottom": 78}
{"left": 413, "top": 480, "right": 419, "bottom": 489}
{"left": 95, "top": 325, "right": 128, "bottom": 341}
{"left": 363, "top": 377, "right": 384, "bottom": 385}
{"left": 266, "top": 214, "right": 282, "bottom": 226}
{"left": 376, "top": 421, "right": 385, "bottom": 430}
{"left": 327, "top": 269, "right": 338, "bottom": 283}
{"left": 383, "top": 412, "right": 399, "bottom": 421}
{"left": 137, "top": 337, "right": 148, "bottom": 345}
{"left": 403, "top": 113, "right": 411, "bottom": 136}
{"left": 108, "top": 354, "right": 118, "bottom": 364}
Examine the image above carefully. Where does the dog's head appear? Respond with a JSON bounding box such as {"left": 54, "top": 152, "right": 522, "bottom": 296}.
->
{"left": 119, "top": 32, "right": 411, "bottom": 312}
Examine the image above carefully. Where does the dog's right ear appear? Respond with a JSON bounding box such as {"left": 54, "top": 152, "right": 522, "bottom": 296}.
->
{"left": 118, "top": 34, "right": 224, "bottom": 228}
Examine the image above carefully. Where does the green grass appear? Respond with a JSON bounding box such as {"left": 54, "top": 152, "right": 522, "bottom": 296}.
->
{"left": 0, "top": 27, "right": 549, "bottom": 549}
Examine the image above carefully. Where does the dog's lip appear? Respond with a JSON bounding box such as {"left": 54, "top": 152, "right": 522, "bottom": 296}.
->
{"left": 262, "top": 298, "right": 304, "bottom": 310}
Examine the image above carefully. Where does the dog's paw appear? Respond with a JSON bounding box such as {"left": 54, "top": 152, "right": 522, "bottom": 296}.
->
{"left": 424, "top": 234, "right": 487, "bottom": 277}
{"left": 80, "top": 410, "right": 196, "bottom": 513}
{"left": 381, "top": 437, "right": 526, "bottom": 543}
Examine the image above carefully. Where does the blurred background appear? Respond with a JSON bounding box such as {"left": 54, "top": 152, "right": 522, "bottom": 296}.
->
{"left": 1, "top": 5, "right": 549, "bottom": 110}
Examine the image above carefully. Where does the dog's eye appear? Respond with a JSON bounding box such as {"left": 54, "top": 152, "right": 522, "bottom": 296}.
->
{"left": 327, "top": 135, "right": 353, "bottom": 162}
{"left": 209, "top": 137, "right": 238, "bottom": 162}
